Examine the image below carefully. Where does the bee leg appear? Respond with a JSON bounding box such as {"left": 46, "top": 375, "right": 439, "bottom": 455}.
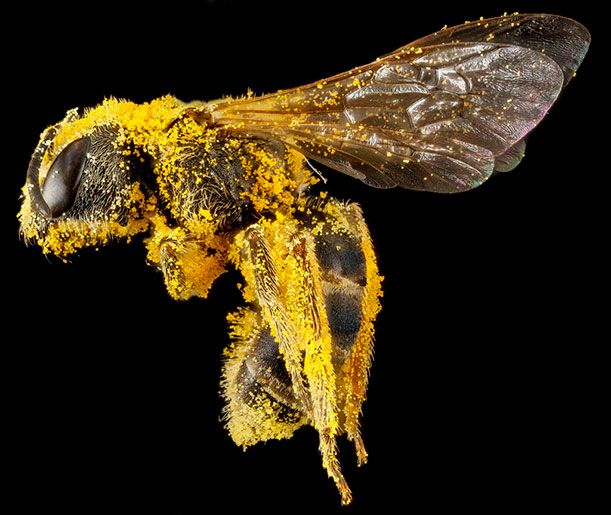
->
{"left": 157, "top": 241, "right": 186, "bottom": 299}
{"left": 286, "top": 233, "right": 352, "bottom": 505}
{"left": 240, "top": 224, "right": 312, "bottom": 413}
{"left": 320, "top": 429, "right": 352, "bottom": 505}
{"left": 145, "top": 218, "right": 228, "bottom": 301}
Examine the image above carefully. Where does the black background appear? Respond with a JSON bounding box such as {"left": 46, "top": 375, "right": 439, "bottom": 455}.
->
{"left": 5, "top": 1, "right": 599, "bottom": 513}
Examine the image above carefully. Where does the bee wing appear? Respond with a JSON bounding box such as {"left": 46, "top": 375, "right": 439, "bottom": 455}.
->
{"left": 404, "top": 13, "right": 590, "bottom": 86}
{"left": 210, "top": 14, "right": 590, "bottom": 192}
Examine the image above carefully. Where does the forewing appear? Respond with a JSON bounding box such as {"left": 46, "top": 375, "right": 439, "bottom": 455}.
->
{"left": 210, "top": 15, "right": 588, "bottom": 192}
{"left": 404, "top": 13, "right": 590, "bottom": 85}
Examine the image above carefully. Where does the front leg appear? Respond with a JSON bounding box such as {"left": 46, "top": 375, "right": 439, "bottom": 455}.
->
{"left": 145, "top": 215, "right": 229, "bottom": 300}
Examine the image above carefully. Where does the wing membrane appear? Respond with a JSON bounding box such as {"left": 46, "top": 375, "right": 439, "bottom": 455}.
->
{"left": 210, "top": 14, "right": 589, "bottom": 192}
{"left": 404, "top": 13, "right": 590, "bottom": 85}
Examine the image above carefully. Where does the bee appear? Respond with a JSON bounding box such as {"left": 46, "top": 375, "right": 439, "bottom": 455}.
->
{"left": 19, "top": 14, "right": 589, "bottom": 505}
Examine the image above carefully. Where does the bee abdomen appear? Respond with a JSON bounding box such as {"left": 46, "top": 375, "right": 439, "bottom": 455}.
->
{"left": 323, "top": 288, "right": 363, "bottom": 364}
{"left": 235, "top": 361, "right": 301, "bottom": 424}
{"left": 243, "top": 327, "right": 298, "bottom": 408}
{"left": 315, "top": 232, "right": 366, "bottom": 286}
{"left": 313, "top": 207, "right": 370, "bottom": 365}
{"left": 222, "top": 315, "right": 305, "bottom": 447}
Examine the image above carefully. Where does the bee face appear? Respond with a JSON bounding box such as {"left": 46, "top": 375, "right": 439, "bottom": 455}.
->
{"left": 20, "top": 110, "right": 154, "bottom": 258}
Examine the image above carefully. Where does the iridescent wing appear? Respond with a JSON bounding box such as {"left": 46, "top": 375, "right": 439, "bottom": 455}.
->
{"left": 209, "top": 14, "right": 590, "bottom": 192}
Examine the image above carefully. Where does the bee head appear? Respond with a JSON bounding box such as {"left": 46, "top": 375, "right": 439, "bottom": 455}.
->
{"left": 19, "top": 103, "right": 160, "bottom": 258}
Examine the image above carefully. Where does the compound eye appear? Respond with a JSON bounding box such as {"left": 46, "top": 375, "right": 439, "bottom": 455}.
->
{"left": 41, "top": 137, "right": 90, "bottom": 217}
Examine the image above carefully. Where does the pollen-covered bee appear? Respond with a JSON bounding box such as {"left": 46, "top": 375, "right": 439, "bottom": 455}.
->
{"left": 19, "top": 14, "right": 589, "bottom": 505}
